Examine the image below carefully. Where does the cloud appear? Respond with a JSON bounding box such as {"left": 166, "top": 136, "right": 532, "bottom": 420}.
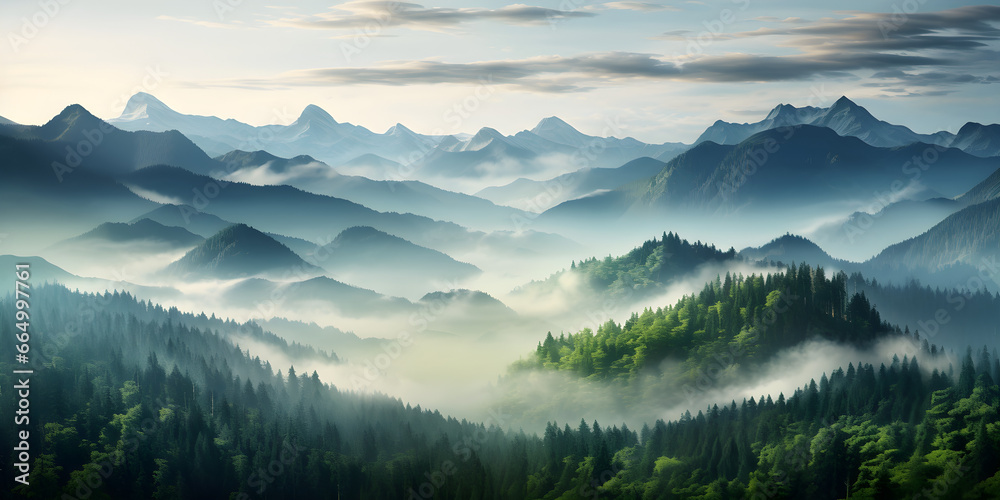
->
{"left": 183, "top": 6, "right": 999, "bottom": 94}
{"left": 192, "top": 49, "right": 948, "bottom": 92}
{"left": 652, "top": 5, "right": 1000, "bottom": 93}
{"left": 652, "top": 29, "right": 692, "bottom": 40}
{"left": 873, "top": 70, "right": 999, "bottom": 85}
{"left": 752, "top": 16, "right": 807, "bottom": 24}
{"left": 268, "top": 1, "right": 596, "bottom": 33}
{"left": 598, "top": 2, "right": 680, "bottom": 12}
{"left": 156, "top": 15, "right": 242, "bottom": 30}
{"left": 725, "top": 6, "right": 1000, "bottom": 53}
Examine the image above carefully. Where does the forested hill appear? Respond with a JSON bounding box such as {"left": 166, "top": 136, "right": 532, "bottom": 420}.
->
{"left": 516, "top": 263, "right": 891, "bottom": 382}
{"left": 589, "top": 348, "right": 1000, "bottom": 498}
{"left": 0, "top": 285, "right": 547, "bottom": 498}
{"left": 517, "top": 231, "right": 738, "bottom": 300}
{"left": 3, "top": 285, "right": 1000, "bottom": 497}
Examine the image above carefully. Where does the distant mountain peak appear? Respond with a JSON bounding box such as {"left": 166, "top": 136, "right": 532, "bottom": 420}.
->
{"left": 220, "top": 223, "right": 257, "bottom": 237}
{"left": 43, "top": 104, "right": 111, "bottom": 135}
{"left": 125, "top": 92, "right": 168, "bottom": 109}
{"left": 120, "top": 92, "right": 172, "bottom": 120}
{"left": 335, "top": 225, "right": 385, "bottom": 241}
{"left": 768, "top": 233, "right": 821, "bottom": 247}
{"left": 831, "top": 95, "right": 860, "bottom": 110}
{"left": 54, "top": 103, "right": 91, "bottom": 119}
{"left": 386, "top": 122, "right": 417, "bottom": 136}
{"left": 419, "top": 289, "right": 510, "bottom": 310}
{"left": 957, "top": 121, "right": 1000, "bottom": 135}
{"left": 950, "top": 121, "right": 1000, "bottom": 157}
{"left": 216, "top": 149, "right": 280, "bottom": 164}
{"left": 66, "top": 218, "right": 203, "bottom": 247}
{"left": 827, "top": 96, "right": 875, "bottom": 120}
{"left": 529, "top": 116, "right": 593, "bottom": 147}
{"left": 739, "top": 233, "right": 836, "bottom": 266}
{"left": 474, "top": 126, "right": 505, "bottom": 138}
{"left": 296, "top": 104, "right": 337, "bottom": 125}
{"left": 318, "top": 226, "right": 481, "bottom": 289}
{"left": 533, "top": 116, "right": 585, "bottom": 135}
{"left": 533, "top": 116, "right": 573, "bottom": 130}
{"left": 463, "top": 127, "right": 509, "bottom": 151}
{"left": 167, "top": 223, "right": 319, "bottom": 279}
{"left": 764, "top": 103, "right": 794, "bottom": 121}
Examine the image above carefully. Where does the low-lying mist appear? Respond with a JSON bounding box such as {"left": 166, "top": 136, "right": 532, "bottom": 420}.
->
{"left": 8, "top": 206, "right": 982, "bottom": 441}
{"left": 485, "top": 335, "right": 955, "bottom": 434}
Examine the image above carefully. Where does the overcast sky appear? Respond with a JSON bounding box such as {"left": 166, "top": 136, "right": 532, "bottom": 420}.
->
{"left": 2, "top": 0, "right": 998, "bottom": 143}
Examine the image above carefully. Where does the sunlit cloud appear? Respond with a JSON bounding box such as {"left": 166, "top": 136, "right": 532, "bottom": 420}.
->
{"left": 267, "top": 1, "right": 597, "bottom": 33}
{"left": 156, "top": 15, "right": 244, "bottom": 30}
{"left": 597, "top": 2, "right": 680, "bottom": 12}
{"left": 184, "top": 50, "right": 948, "bottom": 93}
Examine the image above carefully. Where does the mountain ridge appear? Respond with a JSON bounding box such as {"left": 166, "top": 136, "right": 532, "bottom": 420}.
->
{"left": 166, "top": 223, "right": 323, "bottom": 279}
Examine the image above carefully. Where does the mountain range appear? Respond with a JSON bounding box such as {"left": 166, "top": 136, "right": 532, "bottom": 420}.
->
{"left": 538, "top": 125, "right": 1000, "bottom": 229}
{"left": 868, "top": 196, "right": 1000, "bottom": 276}
{"left": 119, "top": 164, "right": 570, "bottom": 260}
{"left": 108, "top": 93, "right": 688, "bottom": 189}
{"left": 314, "top": 226, "right": 481, "bottom": 299}
{"left": 10, "top": 19, "right": 1000, "bottom": 495}
{"left": 475, "top": 157, "right": 668, "bottom": 211}
{"left": 808, "top": 159, "right": 1000, "bottom": 261}
{"left": 741, "top": 179, "right": 1000, "bottom": 289}
{"left": 1, "top": 104, "right": 218, "bottom": 176}
{"left": 214, "top": 149, "right": 535, "bottom": 231}
{"left": 61, "top": 218, "right": 204, "bottom": 248}
{"left": 695, "top": 96, "right": 999, "bottom": 155}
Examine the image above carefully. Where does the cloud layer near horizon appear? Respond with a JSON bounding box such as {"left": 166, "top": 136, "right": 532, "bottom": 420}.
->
{"left": 180, "top": 5, "right": 999, "bottom": 94}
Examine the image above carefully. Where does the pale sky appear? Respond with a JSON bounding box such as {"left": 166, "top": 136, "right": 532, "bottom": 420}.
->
{"left": 2, "top": 0, "right": 998, "bottom": 143}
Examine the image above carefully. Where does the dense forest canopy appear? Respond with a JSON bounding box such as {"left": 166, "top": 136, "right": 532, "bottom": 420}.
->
{"left": 2, "top": 276, "right": 999, "bottom": 498}
{"left": 516, "top": 263, "right": 890, "bottom": 383}
{"left": 518, "top": 232, "right": 737, "bottom": 300}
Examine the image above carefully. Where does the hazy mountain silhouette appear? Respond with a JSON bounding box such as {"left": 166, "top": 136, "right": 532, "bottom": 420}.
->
{"left": 166, "top": 224, "right": 322, "bottom": 279}
{"left": 415, "top": 119, "right": 686, "bottom": 183}
{"left": 123, "top": 165, "right": 575, "bottom": 259}
{"left": 958, "top": 166, "right": 1000, "bottom": 206}
{"left": 130, "top": 204, "right": 233, "bottom": 238}
{"left": 216, "top": 149, "right": 321, "bottom": 174}
{"left": 0, "top": 255, "right": 74, "bottom": 283}
{"left": 739, "top": 233, "right": 845, "bottom": 269}
{"left": 948, "top": 122, "right": 1000, "bottom": 158}
{"left": 60, "top": 219, "right": 203, "bottom": 248}
{"left": 542, "top": 125, "right": 1000, "bottom": 221}
{"left": 110, "top": 92, "right": 258, "bottom": 156}
{"left": 0, "top": 134, "right": 159, "bottom": 250}
{"left": 808, "top": 198, "right": 961, "bottom": 263}
{"left": 695, "top": 96, "right": 955, "bottom": 148}
{"left": 418, "top": 289, "right": 519, "bottom": 332}
{"left": 868, "top": 197, "right": 1000, "bottom": 274}
{"left": 314, "top": 226, "right": 480, "bottom": 298}
{"left": 222, "top": 276, "right": 411, "bottom": 318}
{"left": 110, "top": 93, "right": 442, "bottom": 167}
{"left": 0, "top": 104, "right": 219, "bottom": 176}
{"left": 0, "top": 254, "right": 182, "bottom": 300}
{"left": 810, "top": 161, "right": 1000, "bottom": 260}
{"left": 109, "top": 93, "right": 688, "bottom": 187}
{"left": 217, "top": 149, "right": 534, "bottom": 231}
{"left": 476, "top": 157, "right": 667, "bottom": 211}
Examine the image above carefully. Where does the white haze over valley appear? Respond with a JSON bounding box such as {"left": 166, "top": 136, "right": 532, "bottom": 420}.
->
{"left": 4, "top": 88, "right": 997, "bottom": 436}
